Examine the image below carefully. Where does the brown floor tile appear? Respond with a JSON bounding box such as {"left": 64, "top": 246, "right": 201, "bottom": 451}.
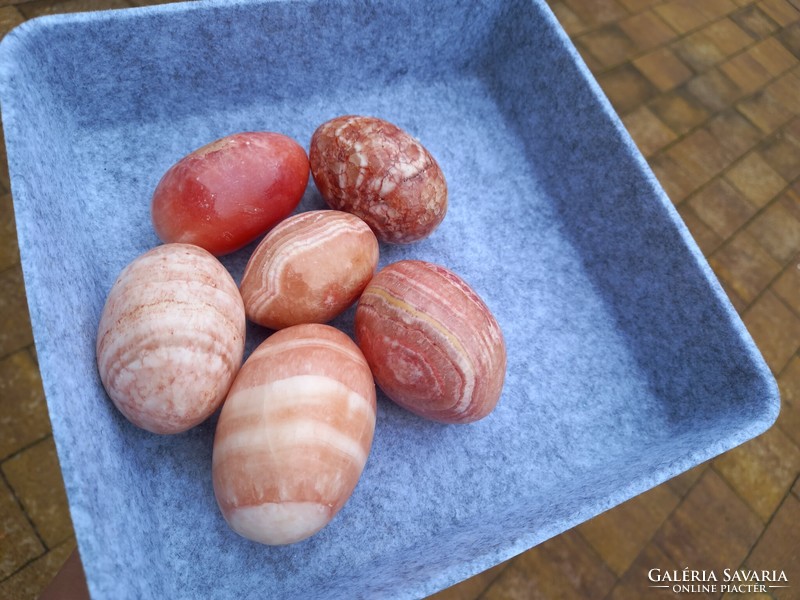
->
{"left": 744, "top": 493, "right": 800, "bottom": 600}
{"left": 607, "top": 542, "right": 688, "bottom": 600}
{"left": 713, "top": 426, "right": 800, "bottom": 522}
{"left": 0, "top": 193, "right": 19, "bottom": 273}
{"left": 709, "top": 231, "right": 782, "bottom": 304}
{"left": 706, "top": 17, "right": 758, "bottom": 55}
{"left": 787, "top": 116, "right": 800, "bottom": 145}
{"left": 649, "top": 88, "right": 711, "bottom": 134}
{"left": 743, "top": 289, "right": 800, "bottom": 372}
{"left": 653, "top": 469, "right": 763, "bottom": 571}
{"left": 758, "top": 0, "right": 800, "bottom": 26}
{"left": 550, "top": 2, "right": 589, "bottom": 37}
{"left": 667, "top": 463, "right": 709, "bottom": 496}
{"left": 706, "top": 109, "right": 764, "bottom": 159}
{"left": 0, "top": 475, "right": 44, "bottom": 580}
{"left": 0, "top": 537, "right": 74, "bottom": 600}
{"left": 665, "top": 128, "right": 732, "bottom": 183}
{"left": 722, "top": 280, "right": 752, "bottom": 313}
{"left": 765, "top": 69, "right": 800, "bottom": 114}
{"left": 0, "top": 350, "right": 50, "bottom": 461}
{"left": 731, "top": 5, "right": 782, "bottom": 38}
{"left": 720, "top": 50, "right": 775, "bottom": 95}
{"left": 428, "top": 560, "right": 510, "bottom": 600}
{"left": 794, "top": 474, "right": 800, "bottom": 499}
{"left": 576, "top": 43, "right": 605, "bottom": 73}
{"left": 686, "top": 69, "right": 743, "bottom": 112}
{"left": 578, "top": 25, "right": 638, "bottom": 70}
{"left": 736, "top": 86, "right": 795, "bottom": 133}
{"left": 619, "top": 10, "right": 679, "bottom": 52}
{"left": 747, "top": 200, "right": 800, "bottom": 263}
{"left": 771, "top": 260, "right": 800, "bottom": 316}
{"left": 634, "top": 47, "right": 694, "bottom": 92}
{"left": 650, "top": 153, "right": 703, "bottom": 203}
{"left": 616, "top": 0, "right": 662, "bottom": 12}
{"left": 655, "top": 0, "right": 717, "bottom": 34}
{"left": 724, "top": 151, "right": 788, "bottom": 207}
{"left": 17, "top": 0, "right": 130, "bottom": 18}
{"left": 0, "top": 6, "right": 22, "bottom": 38}
{"left": 578, "top": 483, "right": 681, "bottom": 576}
{"left": 688, "top": 178, "right": 759, "bottom": 239}
{"left": 760, "top": 128, "right": 800, "bottom": 181}
{"left": 618, "top": 0, "right": 663, "bottom": 14}
{"left": 748, "top": 37, "right": 799, "bottom": 76}
{"left": 482, "top": 530, "right": 616, "bottom": 600}
{"left": 597, "top": 64, "right": 659, "bottom": 115}
{"left": 677, "top": 203, "right": 725, "bottom": 254}
{"left": 0, "top": 265, "right": 34, "bottom": 359}
{"left": 622, "top": 106, "right": 678, "bottom": 156}
{"left": 779, "top": 22, "right": 800, "bottom": 57}
{"left": 674, "top": 31, "right": 732, "bottom": 72}
{"left": 562, "top": 0, "right": 629, "bottom": 28}
{"left": 777, "top": 356, "right": 800, "bottom": 447}
{"left": 2, "top": 437, "right": 72, "bottom": 549}
{"left": 675, "top": 18, "right": 754, "bottom": 72}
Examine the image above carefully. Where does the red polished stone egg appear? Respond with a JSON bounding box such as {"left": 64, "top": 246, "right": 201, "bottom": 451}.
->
{"left": 151, "top": 132, "right": 309, "bottom": 256}
{"left": 239, "top": 210, "right": 379, "bottom": 330}
{"left": 309, "top": 116, "right": 447, "bottom": 244}
{"left": 212, "top": 324, "right": 376, "bottom": 545}
{"left": 355, "top": 260, "right": 506, "bottom": 424}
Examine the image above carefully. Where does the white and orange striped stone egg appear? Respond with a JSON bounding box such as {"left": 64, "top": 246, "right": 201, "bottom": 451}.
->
{"left": 96, "top": 243, "right": 246, "bottom": 434}
{"left": 239, "top": 210, "right": 379, "bottom": 330}
{"left": 212, "top": 323, "right": 376, "bottom": 545}
{"left": 355, "top": 260, "right": 506, "bottom": 424}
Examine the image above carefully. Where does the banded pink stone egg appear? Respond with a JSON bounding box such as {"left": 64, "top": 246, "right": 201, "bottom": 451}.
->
{"left": 355, "top": 260, "right": 506, "bottom": 424}
{"left": 96, "top": 244, "right": 246, "bottom": 434}
{"left": 239, "top": 210, "right": 379, "bottom": 329}
{"left": 309, "top": 115, "right": 448, "bottom": 244}
{"left": 212, "top": 324, "right": 376, "bottom": 545}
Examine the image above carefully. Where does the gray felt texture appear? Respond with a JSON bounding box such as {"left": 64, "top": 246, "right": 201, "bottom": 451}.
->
{"left": 0, "top": 0, "right": 779, "bottom": 598}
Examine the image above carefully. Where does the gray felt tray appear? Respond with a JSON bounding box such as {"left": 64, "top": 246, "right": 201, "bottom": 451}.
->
{"left": 0, "top": 0, "right": 779, "bottom": 598}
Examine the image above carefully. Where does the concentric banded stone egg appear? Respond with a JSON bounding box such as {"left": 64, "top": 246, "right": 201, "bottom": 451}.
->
{"left": 239, "top": 210, "right": 379, "bottom": 329}
{"left": 96, "top": 243, "right": 246, "bottom": 434}
{"left": 309, "top": 115, "right": 447, "bottom": 243}
{"left": 212, "top": 324, "right": 376, "bottom": 545}
{"left": 355, "top": 260, "right": 506, "bottom": 424}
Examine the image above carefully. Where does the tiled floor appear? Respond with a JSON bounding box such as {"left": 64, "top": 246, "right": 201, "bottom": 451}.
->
{"left": 0, "top": 0, "right": 798, "bottom": 598}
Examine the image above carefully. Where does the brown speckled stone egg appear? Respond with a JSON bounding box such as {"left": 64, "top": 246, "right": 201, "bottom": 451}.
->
{"left": 309, "top": 115, "right": 447, "bottom": 244}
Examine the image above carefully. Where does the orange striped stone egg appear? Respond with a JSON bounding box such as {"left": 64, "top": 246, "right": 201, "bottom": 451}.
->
{"left": 212, "top": 323, "right": 376, "bottom": 545}
{"left": 96, "top": 243, "right": 245, "bottom": 434}
{"left": 355, "top": 260, "right": 506, "bottom": 424}
{"left": 239, "top": 210, "right": 379, "bottom": 329}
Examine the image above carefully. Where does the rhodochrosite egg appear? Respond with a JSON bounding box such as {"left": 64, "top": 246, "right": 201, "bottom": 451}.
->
{"left": 212, "top": 324, "right": 376, "bottom": 545}
{"left": 239, "top": 210, "right": 379, "bottom": 329}
{"left": 309, "top": 115, "right": 447, "bottom": 243}
{"left": 96, "top": 244, "right": 246, "bottom": 434}
{"left": 151, "top": 132, "right": 309, "bottom": 256}
{"left": 355, "top": 260, "right": 506, "bottom": 424}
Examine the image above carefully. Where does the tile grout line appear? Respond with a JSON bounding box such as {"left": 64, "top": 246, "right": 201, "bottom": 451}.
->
{"left": 0, "top": 467, "right": 49, "bottom": 570}
{"left": 473, "top": 561, "right": 514, "bottom": 600}
{"left": 0, "top": 432, "right": 53, "bottom": 473}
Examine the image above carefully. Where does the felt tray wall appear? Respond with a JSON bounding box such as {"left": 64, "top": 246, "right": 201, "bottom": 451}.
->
{"left": 0, "top": 0, "right": 779, "bottom": 598}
